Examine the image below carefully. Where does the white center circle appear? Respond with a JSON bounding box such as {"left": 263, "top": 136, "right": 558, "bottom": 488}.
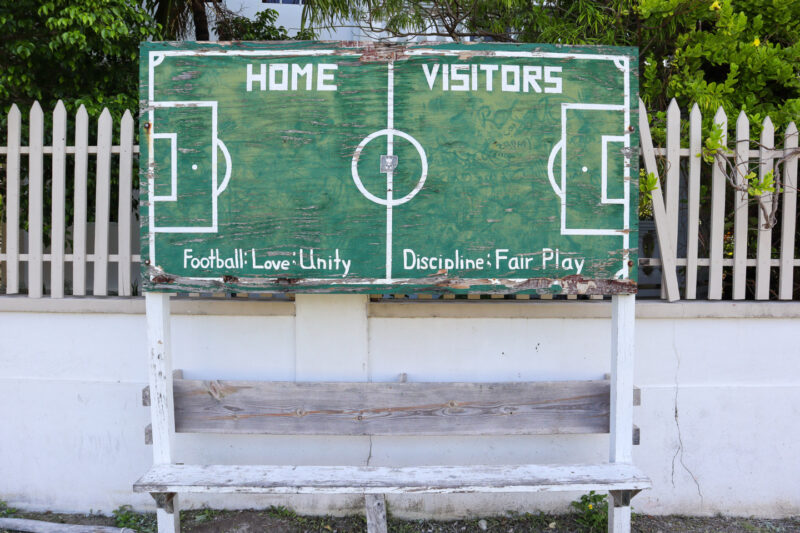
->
{"left": 351, "top": 129, "right": 428, "bottom": 207}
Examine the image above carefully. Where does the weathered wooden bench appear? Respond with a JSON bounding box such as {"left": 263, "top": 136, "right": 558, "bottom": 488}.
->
{"left": 134, "top": 293, "right": 650, "bottom": 533}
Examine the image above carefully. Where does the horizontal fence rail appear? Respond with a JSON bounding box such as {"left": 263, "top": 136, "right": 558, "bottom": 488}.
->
{"left": 0, "top": 100, "right": 798, "bottom": 300}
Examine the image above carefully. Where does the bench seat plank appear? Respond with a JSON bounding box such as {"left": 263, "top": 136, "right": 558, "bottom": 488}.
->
{"left": 134, "top": 463, "right": 651, "bottom": 495}
{"left": 173, "top": 379, "right": 613, "bottom": 436}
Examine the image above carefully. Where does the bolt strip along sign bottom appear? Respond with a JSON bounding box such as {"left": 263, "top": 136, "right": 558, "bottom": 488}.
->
{"left": 140, "top": 42, "right": 639, "bottom": 295}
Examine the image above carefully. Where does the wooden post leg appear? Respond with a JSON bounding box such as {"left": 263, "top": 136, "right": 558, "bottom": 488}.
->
{"left": 156, "top": 507, "right": 179, "bottom": 533}
{"left": 608, "top": 490, "right": 632, "bottom": 533}
{"left": 146, "top": 293, "right": 180, "bottom": 533}
{"left": 609, "top": 294, "right": 635, "bottom": 533}
{"left": 610, "top": 293, "right": 635, "bottom": 463}
{"left": 365, "top": 494, "right": 388, "bottom": 533}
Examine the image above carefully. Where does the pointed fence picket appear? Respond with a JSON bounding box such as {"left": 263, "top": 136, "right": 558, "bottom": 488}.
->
{"left": 73, "top": 105, "right": 89, "bottom": 296}
{"left": 51, "top": 101, "right": 67, "bottom": 299}
{"left": 28, "top": 102, "right": 44, "bottom": 298}
{"left": 0, "top": 100, "right": 797, "bottom": 300}
{"left": 755, "top": 119, "right": 775, "bottom": 300}
{"left": 779, "top": 123, "right": 798, "bottom": 300}
{"left": 5, "top": 105, "right": 21, "bottom": 294}
{"left": 684, "top": 104, "right": 702, "bottom": 300}
{"left": 732, "top": 111, "right": 749, "bottom": 300}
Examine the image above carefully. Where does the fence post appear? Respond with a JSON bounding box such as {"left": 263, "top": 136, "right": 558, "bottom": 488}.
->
{"left": 118, "top": 110, "right": 134, "bottom": 296}
{"left": 4, "top": 105, "right": 21, "bottom": 294}
{"left": 93, "top": 108, "right": 112, "bottom": 296}
{"left": 778, "top": 122, "right": 798, "bottom": 300}
{"left": 638, "top": 98, "right": 680, "bottom": 302}
{"left": 28, "top": 102, "right": 44, "bottom": 298}
{"left": 732, "top": 111, "right": 750, "bottom": 299}
{"left": 755, "top": 117, "right": 775, "bottom": 300}
{"left": 662, "top": 99, "right": 681, "bottom": 299}
{"left": 685, "top": 104, "right": 702, "bottom": 299}
{"left": 708, "top": 107, "right": 728, "bottom": 300}
{"left": 73, "top": 105, "right": 89, "bottom": 296}
{"left": 51, "top": 101, "right": 68, "bottom": 298}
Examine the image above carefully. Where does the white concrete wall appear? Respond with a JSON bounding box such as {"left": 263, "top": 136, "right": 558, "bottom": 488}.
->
{"left": 1, "top": 297, "right": 798, "bottom": 518}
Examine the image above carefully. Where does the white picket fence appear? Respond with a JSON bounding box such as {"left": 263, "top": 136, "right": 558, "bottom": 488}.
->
{"left": 0, "top": 99, "right": 797, "bottom": 300}
{"left": 639, "top": 99, "right": 798, "bottom": 301}
{"left": 0, "top": 102, "right": 138, "bottom": 297}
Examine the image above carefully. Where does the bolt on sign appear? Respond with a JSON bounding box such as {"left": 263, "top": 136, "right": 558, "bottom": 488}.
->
{"left": 140, "top": 42, "right": 639, "bottom": 295}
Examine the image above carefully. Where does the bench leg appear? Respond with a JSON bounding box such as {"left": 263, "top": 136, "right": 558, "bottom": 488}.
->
{"left": 365, "top": 494, "right": 387, "bottom": 533}
{"left": 151, "top": 492, "right": 180, "bottom": 533}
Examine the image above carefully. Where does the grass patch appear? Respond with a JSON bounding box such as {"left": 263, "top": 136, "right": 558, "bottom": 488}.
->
{"left": 112, "top": 504, "right": 157, "bottom": 533}
{"left": 0, "top": 500, "right": 19, "bottom": 518}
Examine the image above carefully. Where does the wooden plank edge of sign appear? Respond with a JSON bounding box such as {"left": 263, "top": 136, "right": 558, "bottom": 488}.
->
{"left": 141, "top": 269, "right": 637, "bottom": 296}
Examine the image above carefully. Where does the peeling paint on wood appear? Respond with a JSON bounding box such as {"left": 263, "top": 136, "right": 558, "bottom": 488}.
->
{"left": 133, "top": 463, "right": 652, "bottom": 495}
{"left": 140, "top": 42, "right": 639, "bottom": 295}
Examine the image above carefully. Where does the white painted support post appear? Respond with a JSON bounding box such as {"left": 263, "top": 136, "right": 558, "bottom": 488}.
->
{"left": 145, "top": 292, "right": 180, "bottom": 533}
{"left": 609, "top": 293, "right": 635, "bottom": 533}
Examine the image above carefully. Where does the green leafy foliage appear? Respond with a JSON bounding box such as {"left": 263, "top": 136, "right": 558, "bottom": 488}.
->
{"left": 112, "top": 505, "right": 156, "bottom": 533}
{"left": 216, "top": 8, "right": 315, "bottom": 41}
{"left": 0, "top": 500, "right": 19, "bottom": 518}
{"left": 0, "top": 0, "right": 161, "bottom": 123}
{"left": 639, "top": 170, "right": 658, "bottom": 218}
{"left": 302, "top": 0, "right": 800, "bottom": 134}
{"left": 570, "top": 491, "right": 609, "bottom": 532}
{"left": 660, "top": 0, "right": 800, "bottom": 133}
{"left": 701, "top": 123, "right": 732, "bottom": 163}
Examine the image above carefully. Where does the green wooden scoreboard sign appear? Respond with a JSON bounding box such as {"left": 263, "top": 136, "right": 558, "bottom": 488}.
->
{"left": 140, "top": 42, "right": 639, "bottom": 295}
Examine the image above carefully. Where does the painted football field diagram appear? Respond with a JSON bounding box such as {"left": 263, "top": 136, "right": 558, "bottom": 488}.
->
{"left": 141, "top": 42, "right": 639, "bottom": 294}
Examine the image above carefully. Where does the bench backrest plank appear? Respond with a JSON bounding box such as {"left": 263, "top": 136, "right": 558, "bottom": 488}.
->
{"left": 173, "top": 379, "right": 613, "bottom": 436}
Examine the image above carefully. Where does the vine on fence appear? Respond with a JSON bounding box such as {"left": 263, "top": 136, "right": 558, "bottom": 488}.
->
{"left": 701, "top": 124, "right": 799, "bottom": 229}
